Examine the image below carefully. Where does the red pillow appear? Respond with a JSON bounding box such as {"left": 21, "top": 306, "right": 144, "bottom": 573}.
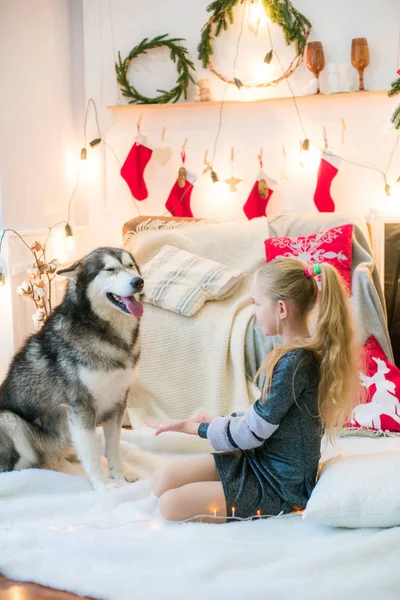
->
{"left": 264, "top": 224, "right": 353, "bottom": 289}
{"left": 348, "top": 336, "right": 400, "bottom": 432}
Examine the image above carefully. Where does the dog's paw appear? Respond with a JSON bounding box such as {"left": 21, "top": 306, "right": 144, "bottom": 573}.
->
{"left": 110, "top": 470, "right": 138, "bottom": 483}
{"left": 92, "top": 479, "right": 109, "bottom": 493}
{"left": 106, "top": 480, "right": 129, "bottom": 491}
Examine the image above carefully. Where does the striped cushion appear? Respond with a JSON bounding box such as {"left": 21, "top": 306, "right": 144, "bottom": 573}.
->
{"left": 142, "top": 245, "right": 244, "bottom": 316}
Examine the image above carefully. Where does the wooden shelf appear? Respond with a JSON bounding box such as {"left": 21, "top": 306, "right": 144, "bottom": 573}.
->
{"left": 107, "top": 90, "right": 387, "bottom": 111}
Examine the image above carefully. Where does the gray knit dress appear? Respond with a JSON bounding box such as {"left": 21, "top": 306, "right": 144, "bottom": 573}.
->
{"left": 198, "top": 348, "right": 322, "bottom": 520}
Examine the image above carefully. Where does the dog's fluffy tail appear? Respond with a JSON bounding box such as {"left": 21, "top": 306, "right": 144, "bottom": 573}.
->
{"left": 0, "top": 410, "right": 40, "bottom": 471}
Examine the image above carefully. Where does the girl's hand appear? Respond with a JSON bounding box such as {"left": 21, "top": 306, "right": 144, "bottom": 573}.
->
{"left": 146, "top": 419, "right": 200, "bottom": 437}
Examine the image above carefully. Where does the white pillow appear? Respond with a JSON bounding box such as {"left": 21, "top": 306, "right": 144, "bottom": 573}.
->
{"left": 302, "top": 452, "right": 400, "bottom": 528}
{"left": 141, "top": 244, "right": 244, "bottom": 317}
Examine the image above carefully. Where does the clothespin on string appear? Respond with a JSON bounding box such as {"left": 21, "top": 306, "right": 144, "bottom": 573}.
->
{"left": 323, "top": 126, "right": 328, "bottom": 149}
{"left": 258, "top": 147, "right": 263, "bottom": 171}
{"left": 178, "top": 139, "right": 188, "bottom": 188}
{"left": 341, "top": 118, "right": 346, "bottom": 146}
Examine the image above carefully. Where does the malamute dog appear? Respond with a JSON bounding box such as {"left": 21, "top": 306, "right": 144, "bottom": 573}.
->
{"left": 0, "top": 247, "right": 144, "bottom": 491}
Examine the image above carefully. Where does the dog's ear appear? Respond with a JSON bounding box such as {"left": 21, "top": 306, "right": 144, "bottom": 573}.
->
{"left": 57, "top": 261, "right": 81, "bottom": 278}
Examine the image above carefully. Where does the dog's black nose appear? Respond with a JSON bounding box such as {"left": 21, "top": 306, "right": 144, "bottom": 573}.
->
{"left": 130, "top": 277, "right": 144, "bottom": 291}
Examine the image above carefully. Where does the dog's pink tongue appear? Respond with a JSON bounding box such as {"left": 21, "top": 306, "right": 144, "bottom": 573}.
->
{"left": 122, "top": 296, "right": 143, "bottom": 318}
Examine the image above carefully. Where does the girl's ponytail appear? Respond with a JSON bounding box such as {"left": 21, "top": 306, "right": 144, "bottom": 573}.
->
{"left": 313, "top": 263, "right": 360, "bottom": 441}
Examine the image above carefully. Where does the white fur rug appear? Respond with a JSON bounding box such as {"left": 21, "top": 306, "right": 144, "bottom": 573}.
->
{"left": 1, "top": 430, "right": 400, "bottom": 600}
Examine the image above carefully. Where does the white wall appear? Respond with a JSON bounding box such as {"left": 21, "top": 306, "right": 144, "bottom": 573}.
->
{"left": 0, "top": 235, "right": 14, "bottom": 378}
{"left": 0, "top": 0, "right": 87, "bottom": 230}
{"left": 0, "top": 0, "right": 88, "bottom": 377}
{"left": 82, "top": 0, "right": 400, "bottom": 245}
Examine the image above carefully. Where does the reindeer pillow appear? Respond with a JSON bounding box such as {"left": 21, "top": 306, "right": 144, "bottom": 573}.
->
{"left": 347, "top": 336, "right": 400, "bottom": 433}
{"left": 264, "top": 224, "right": 353, "bottom": 289}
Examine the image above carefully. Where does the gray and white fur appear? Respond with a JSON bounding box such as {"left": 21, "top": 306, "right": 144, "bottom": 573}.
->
{"left": 0, "top": 247, "right": 144, "bottom": 491}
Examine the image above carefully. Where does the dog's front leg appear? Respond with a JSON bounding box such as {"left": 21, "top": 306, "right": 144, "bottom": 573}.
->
{"left": 68, "top": 414, "right": 108, "bottom": 492}
{"left": 103, "top": 403, "right": 137, "bottom": 483}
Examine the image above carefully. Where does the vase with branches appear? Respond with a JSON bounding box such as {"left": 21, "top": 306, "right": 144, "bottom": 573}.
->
{"left": 17, "top": 241, "right": 58, "bottom": 329}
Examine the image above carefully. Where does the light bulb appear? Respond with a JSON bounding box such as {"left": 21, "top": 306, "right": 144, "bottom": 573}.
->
{"left": 64, "top": 224, "right": 76, "bottom": 251}
{"left": 298, "top": 146, "right": 321, "bottom": 170}
{"left": 65, "top": 236, "right": 76, "bottom": 252}
{"left": 252, "top": 61, "right": 276, "bottom": 83}
{"left": 247, "top": 0, "right": 267, "bottom": 35}
{"left": 79, "top": 151, "right": 97, "bottom": 183}
{"left": 389, "top": 178, "right": 400, "bottom": 200}
{"left": 383, "top": 179, "right": 400, "bottom": 214}
{"left": 80, "top": 147, "right": 87, "bottom": 160}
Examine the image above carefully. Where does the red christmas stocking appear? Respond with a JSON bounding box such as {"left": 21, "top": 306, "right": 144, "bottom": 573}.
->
{"left": 121, "top": 142, "right": 153, "bottom": 200}
{"left": 313, "top": 151, "right": 342, "bottom": 212}
{"left": 243, "top": 173, "right": 277, "bottom": 220}
{"left": 166, "top": 169, "right": 196, "bottom": 217}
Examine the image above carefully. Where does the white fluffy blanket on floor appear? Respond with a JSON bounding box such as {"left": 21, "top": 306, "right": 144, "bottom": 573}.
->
{"left": 1, "top": 430, "right": 400, "bottom": 600}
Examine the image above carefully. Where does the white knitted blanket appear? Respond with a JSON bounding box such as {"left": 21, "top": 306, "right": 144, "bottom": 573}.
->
{"left": 124, "top": 217, "right": 269, "bottom": 425}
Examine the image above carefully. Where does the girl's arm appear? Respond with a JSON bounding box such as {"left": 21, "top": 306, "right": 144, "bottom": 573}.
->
{"left": 146, "top": 351, "right": 306, "bottom": 448}
{"left": 146, "top": 412, "right": 243, "bottom": 436}
{"left": 199, "top": 351, "right": 307, "bottom": 452}
{"left": 146, "top": 418, "right": 200, "bottom": 436}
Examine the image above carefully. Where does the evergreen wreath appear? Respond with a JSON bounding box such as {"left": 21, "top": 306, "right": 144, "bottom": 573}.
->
{"left": 115, "top": 34, "right": 196, "bottom": 104}
{"left": 388, "top": 70, "right": 400, "bottom": 130}
{"left": 197, "top": 0, "right": 312, "bottom": 88}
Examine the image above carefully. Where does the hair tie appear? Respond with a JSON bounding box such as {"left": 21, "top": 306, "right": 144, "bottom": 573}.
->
{"left": 304, "top": 264, "right": 321, "bottom": 279}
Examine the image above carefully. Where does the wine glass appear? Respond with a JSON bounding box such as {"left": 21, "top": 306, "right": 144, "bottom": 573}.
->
{"left": 305, "top": 42, "right": 325, "bottom": 94}
{"left": 351, "top": 38, "right": 370, "bottom": 91}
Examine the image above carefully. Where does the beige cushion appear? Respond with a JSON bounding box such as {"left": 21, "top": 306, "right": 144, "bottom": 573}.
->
{"left": 142, "top": 244, "right": 244, "bottom": 317}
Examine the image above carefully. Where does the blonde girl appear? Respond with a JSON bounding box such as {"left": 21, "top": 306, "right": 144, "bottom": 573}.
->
{"left": 147, "top": 257, "right": 360, "bottom": 523}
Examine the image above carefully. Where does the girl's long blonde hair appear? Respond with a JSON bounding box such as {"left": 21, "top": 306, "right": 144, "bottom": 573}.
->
{"left": 255, "top": 257, "right": 361, "bottom": 442}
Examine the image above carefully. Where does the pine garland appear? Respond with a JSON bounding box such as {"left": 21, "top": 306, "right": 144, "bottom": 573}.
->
{"left": 198, "top": 0, "right": 311, "bottom": 79}
{"left": 388, "top": 72, "right": 400, "bottom": 130}
{"left": 388, "top": 75, "right": 400, "bottom": 98}
{"left": 262, "top": 0, "right": 312, "bottom": 55}
{"left": 115, "top": 35, "right": 196, "bottom": 105}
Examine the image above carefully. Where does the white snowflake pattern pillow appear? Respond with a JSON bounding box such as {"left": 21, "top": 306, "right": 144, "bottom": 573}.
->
{"left": 264, "top": 224, "right": 353, "bottom": 289}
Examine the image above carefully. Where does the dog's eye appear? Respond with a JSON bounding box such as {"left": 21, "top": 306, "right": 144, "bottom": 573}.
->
{"left": 104, "top": 267, "right": 116, "bottom": 272}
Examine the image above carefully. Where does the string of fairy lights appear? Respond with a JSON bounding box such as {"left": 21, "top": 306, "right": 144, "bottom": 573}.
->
{"left": 0, "top": 506, "right": 303, "bottom": 532}
{"left": 1, "top": 3, "right": 399, "bottom": 286}
{"left": 154, "top": 3, "right": 400, "bottom": 213}
{"left": 203, "top": 5, "right": 400, "bottom": 194}
{"left": 0, "top": 97, "right": 137, "bottom": 288}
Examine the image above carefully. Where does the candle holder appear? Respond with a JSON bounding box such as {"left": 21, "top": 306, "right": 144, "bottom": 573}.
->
{"left": 351, "top": 38, "right": 370, "bottom": 91}
{"left": 305, "top": 41, "right": 325, "bottom": 94}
